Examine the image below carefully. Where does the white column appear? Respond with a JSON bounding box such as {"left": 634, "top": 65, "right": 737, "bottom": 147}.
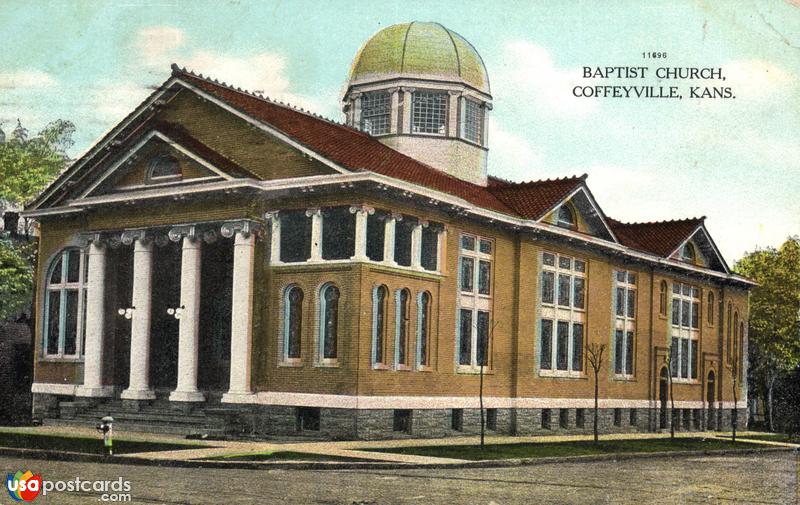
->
{"left": 265, "top": 211, "right": 281, "bottom": 265}
{"left": 352, "top": 92, "right": 362, "bottom": 130}
{"left": 436, "top": 227, "right": 446, "bottom": 274}
{"left": 411, "top": 220, "right": 424, "bottom": 270}
{"left": 448, "top": 91, "right": 461, "bottom": 138}
{"left": 401, "top": 87, "right": 414, "bottom": 133}
{"left": 350, "top": 205, "right": 372, "bottom": 261}
{"left": 389, "top": 88, "right": 400, "bottom": 134}
{"left": 76, "top": 237, "right": 112, "bottom": 398}
{"left": 222, "top": 224, "right": 257, "bottom": 402}
{"left": 170, "top": 230, "right": 204, "bottom": 402}
{"left": 308, "top": 208, "right": 323, "bottom": 261}
{"left": 383, "top": 213, "right": 399, "bottom": 266}
{"left": 121, "top": 232, "right": 155, "bottom": 400}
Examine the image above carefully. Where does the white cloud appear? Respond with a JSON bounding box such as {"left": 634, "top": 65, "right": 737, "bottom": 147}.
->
{"left": 486, "top": 122, "right": 544, "bottom": 180}
{"left": 0, "top": 70, "right": 57, "bottom": 90}
{"left": 135, "top": 26, "right": 186, "bottom": 68}
{"left": 492, "top": 41, "right": 598, "bottom": 119}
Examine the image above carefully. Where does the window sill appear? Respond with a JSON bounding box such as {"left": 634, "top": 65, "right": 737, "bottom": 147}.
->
{"left": 538, "top": 370, "right": 586, "bottom": 380}
{"left": 416, "top": 365, "right": 434, "bottom": 372}
{"left": 39, "top": 357, "right": 84, "bottom": 364}
{"left": 278, "top": 360, "right": 302, "bottom": 368}
{"left": 315, "top": 360, "right": 339, "bottom": 368}
{"left": 372, "top": 363, "right": 392, "bottom": 371}
{"left": 396, "top": 365, "right": 413, "bottom": 372}
{"left": 613, "top": 374, "right": 636, "bottom": 382}
{"left": 671, "top": 378, "right": 700, "bottom": 385}
{"left": 456, "top": 366, "right": 494, "bottom": 375}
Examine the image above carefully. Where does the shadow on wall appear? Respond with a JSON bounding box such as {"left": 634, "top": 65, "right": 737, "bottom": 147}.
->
{"left": 0, "top": 319, "right": 33, "bottom": 425}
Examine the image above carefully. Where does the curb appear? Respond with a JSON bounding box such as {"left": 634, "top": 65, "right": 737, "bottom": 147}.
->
{"left": 0, "top": 445, "right": 795, "bottom": 471}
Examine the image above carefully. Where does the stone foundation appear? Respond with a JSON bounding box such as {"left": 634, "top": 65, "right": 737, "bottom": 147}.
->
{"left": 36, "top": 393, "right": 748, "bottom": 441}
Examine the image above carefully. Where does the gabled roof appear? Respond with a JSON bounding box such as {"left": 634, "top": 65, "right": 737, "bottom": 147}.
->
{"left": 174, "top": 67, "right": 521, "bottom": 215}
{"left": 486, "top": 175, "right": 585, "bottom": 220}
{"left": 606, "top": 216, "right": 730, "bottom": 273}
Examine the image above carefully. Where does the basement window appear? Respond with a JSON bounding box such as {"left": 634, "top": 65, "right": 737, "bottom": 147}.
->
{"left": 451, "top": 409, "right": 464, "bottom": 431}
{"left": 393, "top": 409, "right": 412, "bottom": 434}
{"left": 486, "top": 409, "right": 497, "bottom": 431}
{"left": 575, "top": 408, "right": 585, "bottom": 428}
{"left": 296, "top": 407, "right": 320, "bottom": 432}
{"left": 280, "top": 210, "right": 312, "bottom": 263}
{"left": 321, "top": 207, "right": 355, "bottom": 260}
{"left": 541, "top": 409, "right": 551, "bottom": 429}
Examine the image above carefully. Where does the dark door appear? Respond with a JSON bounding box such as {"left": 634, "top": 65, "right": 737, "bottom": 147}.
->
{"left": 198, "top": 239, "right": 233, "bottom": 392}
{"left": 111, "top": 247, "right": 133, "bottom": 391}
{"left": 149, "top": 241, "right": 181, "bottom": 390}
{"left": 707, "top": 371, "right": 716, "bottom": 430}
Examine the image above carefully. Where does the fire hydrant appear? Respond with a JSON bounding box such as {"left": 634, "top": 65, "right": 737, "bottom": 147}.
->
{"left": 96, "top": 416, "right": 114, "bottom": 456}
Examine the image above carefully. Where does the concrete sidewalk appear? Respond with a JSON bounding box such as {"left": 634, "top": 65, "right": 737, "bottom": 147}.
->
{"left": 1, "top": 426, "right": 797, "bottom": 467}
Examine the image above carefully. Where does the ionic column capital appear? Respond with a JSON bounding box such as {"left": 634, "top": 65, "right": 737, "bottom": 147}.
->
{"left": 349, "top": 205, "right": 375, "bottom": 216}
{"left": 168, "top": 225, "right": 197, "bottom": 243}
{"left": 78, "top": 232, "right": 106, "bottom": 249}
{"left": 305, "top": 208, "right": 322, "bottom": 218}
{"left": 120, "top": 229, "right": 148, "bottom": 246}
{"left": 264, "top": 211, "right": 280, "bottom": 221}
{"left": 448, "top": 90, "right": 462, "bottom": 97}
{"left": 220, "top": 220, "right": 261, "bottom": 239}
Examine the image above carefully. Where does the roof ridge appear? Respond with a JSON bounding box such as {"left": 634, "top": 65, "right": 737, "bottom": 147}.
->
{"left": 610, "top": 216, "right": 706, "bottom": 227}
{"left": 170, "top": 63, "right": 365, "bottom": 135}
{"left": 492, "top": 174, "right": 587, "bottom": 188}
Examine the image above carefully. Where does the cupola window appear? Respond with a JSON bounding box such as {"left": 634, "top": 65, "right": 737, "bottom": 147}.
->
{"left": 463, "top": 98, "right": 483, "bottom": 144}
{"left": 146, "top": 154, "right": 181, "bottom": 181}
{"left": 360, "top": 91, "right": 391, "bottom": 135}
{"left": 411, "top": 91, "right": 447, "bottom": 135}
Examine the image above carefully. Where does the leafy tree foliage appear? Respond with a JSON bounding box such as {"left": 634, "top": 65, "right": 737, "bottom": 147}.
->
{"left": 0, "top": 239, "right": 34, "bottom": 320}
{"left": 735, "top": 237, "right": 800, "bottom": 431}
{"left": 0, "top": 119, "right": 75, "bottom": 206}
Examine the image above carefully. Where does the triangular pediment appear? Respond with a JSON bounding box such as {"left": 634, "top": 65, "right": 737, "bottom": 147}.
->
{"left": 541, "top": 185, "right": 617, "bottom": 242}
{"left": 82, "top": 129, "right": 237, "bottom": 198}
{"left": 669, "top": 225, "right": 730, "bottom": 273}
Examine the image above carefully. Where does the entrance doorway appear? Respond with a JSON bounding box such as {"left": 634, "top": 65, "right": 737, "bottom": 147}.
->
{"left": 659, "top": 367, "right": 669, "bottom": 429}
{"left": 198, "top": 239, "right": 233, "bottom": 392}
{"left": 110, "top": 246, "right": 132, "bottom": 392}
{"left": 149, "top": 241, "right": 181, "bottom": 390}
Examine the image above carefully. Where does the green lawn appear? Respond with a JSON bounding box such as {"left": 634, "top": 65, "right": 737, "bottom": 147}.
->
{"left": 0, "top": 432, "right": 207, "bottom": 455}
{"left": 366, "top": 437, "right": 770, "bottom": 461}
{"left": 207, "top": 451, "right": 368, "bottom": 462}
{"left": 720, "top": 433, "right": 800, "bottom": 444}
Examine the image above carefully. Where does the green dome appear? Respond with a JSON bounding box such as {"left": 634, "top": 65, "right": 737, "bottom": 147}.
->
{"left": 349, "top": 22, "right": 490, "bottom": 94}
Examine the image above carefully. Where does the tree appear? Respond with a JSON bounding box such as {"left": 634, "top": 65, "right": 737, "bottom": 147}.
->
{"left": 0, "top": 239, "right": 33, "bottom": 321}
{"left": 586, "top": 342, "right": 606, "bottom": 443}
{"left": 664, "top": 341, "right": 676, "bottom": 439}
{"left": 735, "top": 238, "right": 800, "bottom": 432}
{"left": 0, "top": 119, "right": 75, "bottom": 207}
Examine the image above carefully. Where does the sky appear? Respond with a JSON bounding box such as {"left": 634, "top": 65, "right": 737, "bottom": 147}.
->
{"left": 1, "top": 0, "right": 798, "bottom": 264}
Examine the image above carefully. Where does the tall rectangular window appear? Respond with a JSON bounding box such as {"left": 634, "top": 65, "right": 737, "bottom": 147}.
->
{"left": 411, "top": 91, "right": 447, "bottom": 135}
{"left": 279, "top": 210, "right": 312, "bottom": 263}
{"left": 613, "top": 270, "right": 637, "bottom": 376}
{"left": 458, "top": 234, "right": 493, "bottom": 370}
{"left": 360, "top": 91, "right": 391, "bottom": 135}
{"left": 321, "top": 206, "right": 355, "bottom": 260}
{"left": 671, "top": 283, "right": 700, "bottom": 380}
{"left": 463, "top": 98, "right": 483, "bottom": 144}
{"left": 539, "top": 251, "right": 586, "bottom": 375}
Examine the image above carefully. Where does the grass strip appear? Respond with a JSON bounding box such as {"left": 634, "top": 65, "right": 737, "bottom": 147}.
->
{"left": 0, "top": 432, "right": 206, "bottom": 455}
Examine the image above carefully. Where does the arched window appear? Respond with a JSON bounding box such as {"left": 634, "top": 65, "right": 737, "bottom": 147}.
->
{"left": 282, "top": 285, "right": 303, "bottom": 361}
{"left": 372, "top": 285, "right": 388, "bottom": 366}
{"left": 733, "top": 311, "right": 739, "bottom": 361}
{"left": 707, "top": 291, "right": 715, "bottom": 324}
{"left": 146, "top": 154, "right": 181, "bottom": 182}
{"left": 43, "top": 248, "right": 87, "bottom": 358}
{"left": 681, "top": 243, "right": 696, "bottom": 262}
{"left": 556, "top": 205, "right": 576, "bottom": 229}
{"left": 395, "top": 289, "right": 411, "bottom": 366}
{"left": 659, "top": 281, "right": 668, "bottom": 316}
{"left": 319, "top": 284, "right": 339, "bottom": 360}
{"left": 417, "top": 291, "right": 432, "bottom": 367}
{"left": 726, "top": 303, "right": 733, "bottom": 363}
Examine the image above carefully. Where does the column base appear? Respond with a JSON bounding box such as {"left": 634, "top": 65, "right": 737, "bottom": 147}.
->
{"left": 221, "top": 391, "right": 256, "bottom": 404}
{"left": 75, "top": 385, "right": 114, "bottom": 398}
{"left": 169, "top": 390, "right": 206, "bottom": 402}
{"left": 120, "top": 388, "right": 156, "bottom": 400}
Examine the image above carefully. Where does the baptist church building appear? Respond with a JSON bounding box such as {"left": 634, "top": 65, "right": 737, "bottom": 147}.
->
{"left": 24, "top": 22, "right": 752, "bottom": 439}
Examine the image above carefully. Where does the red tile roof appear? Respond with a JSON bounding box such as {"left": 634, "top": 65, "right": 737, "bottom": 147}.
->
{"left": 487, "top": 175, "right": 586, "bottom": 220}
{"left": 175, "top": 67, "right": 523, "bottom": 215}
{"left": 607, "top": 217, "right": 704, "bottom": 257}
